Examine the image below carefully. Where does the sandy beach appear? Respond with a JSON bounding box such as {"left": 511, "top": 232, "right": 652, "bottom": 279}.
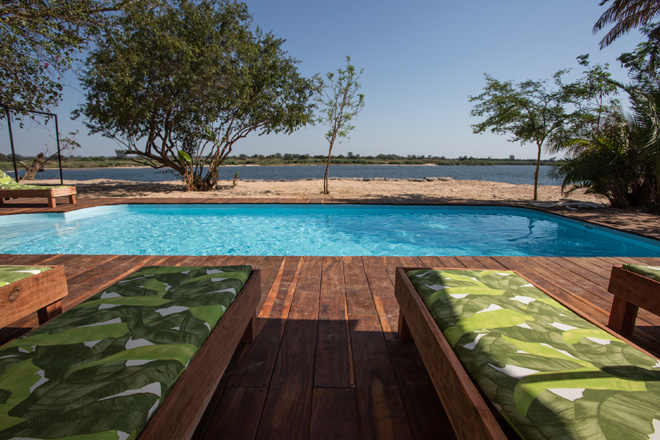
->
{"left": 26, "top": 177, "right": 607, "bottom": 204}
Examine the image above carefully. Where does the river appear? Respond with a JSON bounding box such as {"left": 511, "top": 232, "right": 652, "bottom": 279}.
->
{"left": 5, "top": 164, "right": 562, "bottom": 186}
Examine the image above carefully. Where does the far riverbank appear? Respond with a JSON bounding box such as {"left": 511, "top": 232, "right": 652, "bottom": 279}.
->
{"left": 5, "top": 164, "right": 562, "bottom": 186}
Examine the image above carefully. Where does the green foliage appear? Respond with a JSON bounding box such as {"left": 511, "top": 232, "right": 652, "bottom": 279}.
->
{"left": 75, "top": 0, "right": 317, "bottom": 191}
{"left": 0, "top": 154, "right": 558, "bottom": 171}
{"left": 553, "top": 127, "right": 653, "bottom": 209}
{"left": 551, "top": 36, "right": 660, "bottom": 212}
{"left": 566, "top": 55, "right": 620, "bottom": 137}
{"left": 618, "top": 24, "right": 660, "bottom": 85}
{"left": 317, "top": 55, "right": 365, "bottom": 194}
{"left": 469, "top": 71, "right": 579, "bottom": 200}
{"left": 0, "top": 0, "right": 127, "bottom": 112}
{"left": 593, "top": 0, "right": 660, "bottom": 49}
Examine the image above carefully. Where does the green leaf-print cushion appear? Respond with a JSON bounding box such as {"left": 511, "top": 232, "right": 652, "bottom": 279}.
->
{"left": 0, "top": 169, "right": 70, "bottom": 190}
{"left": 0, "top": 265, "right": 251, "bottom": 440}
{"left": 0, "top": 171, "right": 17, "bottom": 186}
{"left": 623, "top": 264, "right": 660, "bottom": 281}
{"left": 0, "top": 266, "right": 52, "bottom": 287}
{"left": 407, "top": 269, "right": 660, "bottom": 440}
{"left": 0, "top": 183, "right": 71, "bottom": 190}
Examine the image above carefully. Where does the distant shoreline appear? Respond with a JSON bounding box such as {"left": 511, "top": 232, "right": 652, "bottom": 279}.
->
{"left": 5, "top": 162, "right": 551, "bottom": 171}
{"left": 3, "top": 164, "right": 562, "bottom": 186}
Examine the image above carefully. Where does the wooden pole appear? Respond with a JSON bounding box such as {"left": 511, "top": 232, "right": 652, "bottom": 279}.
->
{"left": 54, "top": 114, "right": 64, "bottom": 185}
{"left": 5, "top": 106, "right": 20, "bottom": 181}
{"left": 1, "top": 104, "right": 64, "bottom": 184}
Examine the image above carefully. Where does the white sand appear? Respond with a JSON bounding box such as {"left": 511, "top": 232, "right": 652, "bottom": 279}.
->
{"left": 27, "top": 177, "right": 607, "bottom": 203}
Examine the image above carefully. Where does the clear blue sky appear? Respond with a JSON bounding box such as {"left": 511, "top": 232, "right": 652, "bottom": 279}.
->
{"left": 0, "top": 0, "right": 645, "bottom": 159}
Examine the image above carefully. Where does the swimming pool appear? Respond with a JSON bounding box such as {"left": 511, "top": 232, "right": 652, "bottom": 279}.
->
{"left": 1, "top": 204, "right": 659, "bottom": 257}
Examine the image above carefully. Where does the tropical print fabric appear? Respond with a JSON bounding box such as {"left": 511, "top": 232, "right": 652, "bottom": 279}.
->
{"left": 0, "top": 171, "right": 16, "bottom": 186}
{"left": 0, "top": 170, "right": 68, "bottom": 190}
{"left": 0, "top": 265, "right": 252, "bottom": 440}
{"left": 407, "top": 269, "right": 660, "bottom": 440}
{"left": 623, "top": 264, "right": 660, "bottom": 280}
{"left": 0, "top": 266, "right": 52, "bottom": 287}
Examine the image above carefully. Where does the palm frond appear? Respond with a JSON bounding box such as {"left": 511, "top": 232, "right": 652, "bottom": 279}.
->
{"left": 594, "top": 0, "right": 660, "bottom": 48}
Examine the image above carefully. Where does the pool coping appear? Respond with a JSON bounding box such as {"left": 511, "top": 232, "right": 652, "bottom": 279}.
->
{"left": 2, "top": 196, "right": 660, "bottom": 243}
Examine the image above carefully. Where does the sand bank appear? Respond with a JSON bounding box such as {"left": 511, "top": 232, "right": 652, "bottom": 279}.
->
{"left": 26, "top": 177, "right": 606, "bottom": 204}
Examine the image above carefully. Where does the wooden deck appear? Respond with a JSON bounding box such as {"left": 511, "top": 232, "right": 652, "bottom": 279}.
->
{"left": 2, "top": 198, "right": 660, "bottom": 439}
{"left": 2, "top": 253, "right": 660, "bottom": 439}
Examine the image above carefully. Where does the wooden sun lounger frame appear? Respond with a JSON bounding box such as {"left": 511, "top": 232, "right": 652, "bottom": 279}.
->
{"left": 394, "top": 266, "right": 654, "bottom": 440}
{"left": 0, "top": 186, "right": 76, "bottom": 208}
{"left": 1, "top": 267, "right": 261, "bottom": 440}
{"left": 0, "top": 265, "right": 68, "bottom": 328}
{"left": 138, "top": 269, "right": 261, "bottom": 440}
{"left": 607, "top": 265, "right": 660, "bottom": 337}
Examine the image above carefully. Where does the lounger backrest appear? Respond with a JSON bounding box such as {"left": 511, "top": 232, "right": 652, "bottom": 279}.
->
{"left": 0, "top": 169, "right": 18, "bottom": 186}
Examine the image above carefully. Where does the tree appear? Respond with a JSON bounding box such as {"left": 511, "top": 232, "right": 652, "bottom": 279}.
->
{"left": 317, "top": 56, "right": 364, "bottom": 194}
{"left": 469, "top": 71, "right": 577, "bottom": 200}
{"left": 76, "top": 0, "right": 317, "bottom": 191}
{"left": 593, "top": 0, "right": 660, "bottom": 49}
{"left": 550, "top": 36, "right": 660, "bottom": 211}
{"left": 0, "top": 0, "right": 129, "bottom": 112}
{"left": 551, "top": 108, "right": 654, "bottom": 209}
{"left": 614, "top": 30, "right": 660, "bottom": 203}
{"left": 17, "top": 134, "right": 81, "bottom": 181}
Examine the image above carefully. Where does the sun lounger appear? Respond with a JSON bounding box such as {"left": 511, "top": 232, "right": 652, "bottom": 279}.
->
{"left": 0, "top": 169, "right": 76, "bottom": 208}
{"left": 395, "top": 267, "right": 660, "bottom": 440}
{"left": 0, "top": 264, "right": 260, "bottom": 439}
{"left": 607, "top": 264, "right": 660, "bottom": 336}
{"left": 0, "top": 265, "right": 68, "bottom": 327}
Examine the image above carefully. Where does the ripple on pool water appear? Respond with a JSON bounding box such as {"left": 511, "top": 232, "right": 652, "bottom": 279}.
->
{"left": 0, "top": 204, "right": 658, "bottom": 257}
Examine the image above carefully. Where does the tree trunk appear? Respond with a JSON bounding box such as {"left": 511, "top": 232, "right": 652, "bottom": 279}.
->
{"left": 533, "top": 144, "right": 541, "bottom": 201}
{"left": 17, "top": 153, "right": 46, "bottom": 182}
{"left": 323, "top": 137, "right": 336, "bottom": 195}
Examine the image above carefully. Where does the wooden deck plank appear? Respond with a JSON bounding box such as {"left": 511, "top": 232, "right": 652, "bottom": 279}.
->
{"left": 563, "top": 257, "right": 614, "bottom": 281}
{"left": 526, "top": 257, "right": 613, "bottom": 311}
{"left": 63, "top": 255, "right": 152, "bottom": 306}
{"left": 255, "top": 256, "right": 322, "bottom": 439}
{"left": 367, "top": 256, "right": 456, "bottom": 440}
{"left": 253, "top": 255, "right": 286, "bottom": 311}
{"left": 532, "top": 256, "right": 660, "bottom": 336}
{"left": 2, "top": 248, "right": 660, "bottom": 439}
{"left": 309, "top": 389, "right": 361, "bottom": 439}
{"left": 228, "top": 256, "right": 302, "bottom": 388}
{"left": 197, "top": 387, "right": 268, "bottom": 440}
{"left": 343, "top": 256, "right": 414, "bottom": 440}
{"left": 0, "top": 254, "right": 60, "bottom": 265}
{"left": 455, "top": 255, "right": 489, "bottom": 269}
{"left": 362, "top": 256, "right": 400, "bottom": 338}
{"left": 548, "top": 257, "right": 660, "bottom": 332}
{"left": 473, "top": 255, "right": 509, "bottom": 270}
{"left": 314, "top": 256, "right": 354, "bottom": 388}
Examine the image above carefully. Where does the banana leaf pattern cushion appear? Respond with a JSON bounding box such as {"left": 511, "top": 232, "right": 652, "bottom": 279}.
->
{"left": 623, "top": 264, "right": 660, "bottom": 280}
{"left": 0, "top": 183, "right": 71, "bottom": 190}
{"left": 0, "top": 169, "right": 69, "bottom": 190}
{"left": 0, "top": 171, "right": 17, "bottom": 186}
{"left": 0, "top": 265, "right": 252, "bottom": 440}
{"left": 0, "top": 266, "right": 52, "bottom": 287}
{"left": 407, "top": 269, "right": 660, "bottom": 440}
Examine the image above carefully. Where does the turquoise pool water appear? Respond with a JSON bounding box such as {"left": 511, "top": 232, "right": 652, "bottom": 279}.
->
{"left": 1, "top": 204, "right": 659, "bottom": 257}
